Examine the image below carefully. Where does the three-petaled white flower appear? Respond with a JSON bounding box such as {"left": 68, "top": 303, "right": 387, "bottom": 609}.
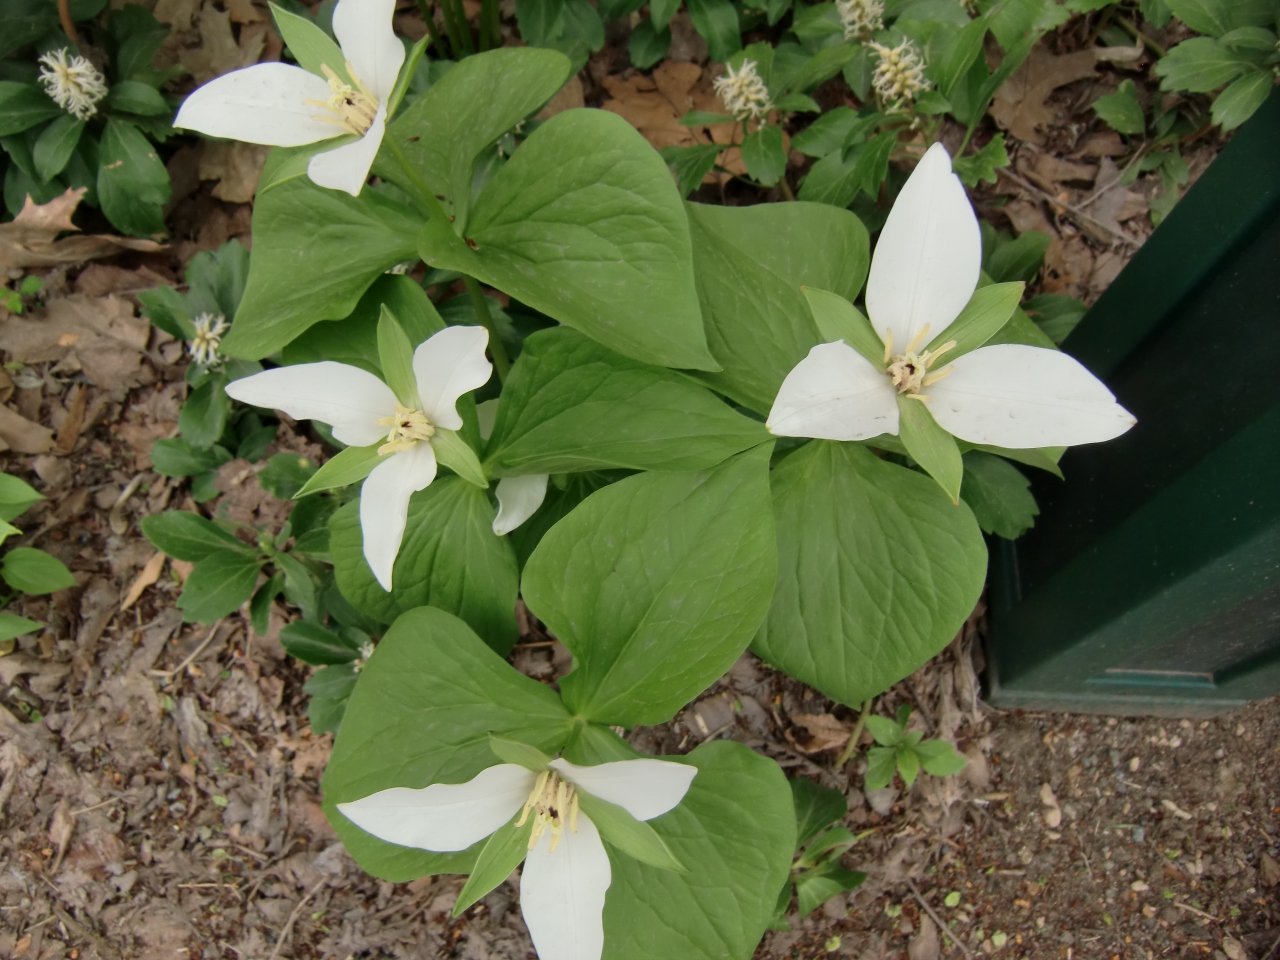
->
{"left": 225, "top": 326, "right": 492, "bottom": 590}
{"left": 768, "top": 143, "right": 1136, "bottom": 449}
{"left": 173, "top": 0, "right": 404, "bottom": 196}
{"left": 339, "top": 756, "right": 697, "bottom": 960}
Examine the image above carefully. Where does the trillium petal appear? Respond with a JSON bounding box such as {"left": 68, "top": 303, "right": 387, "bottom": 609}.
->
{"left": 493, "top": 474, "right": 549, "bottom": 536}
{"left": 174, "top": 62, "right": 337, "bottom": 146}
{"left": 926, "top": 343, "right": 1137, "bottom": 448}
{"left": 332, "top": 0, "right": 405, "bottom": 102}
{"left": 550, "top": 758, "right": 696, "bottom": 822}
{"left": 360, "top": 443, "right": 437, "bottom": 590}
{"left": 413, "top": 326, "right": 493, "bottom": 431}
{"left": 865, "top": 142, "right": 981, "bottom": 350}
{"left": 225, "top": 361, "right": 395, "bottom": 447}
{"left": 767, "top": 341, "right": 899, "bottom": 441}
{"left": 307, "top": 104, "right": 386, "bottom": 196}
{"left": 520, "top": 812, "right": 610, "bottom": 960}
{"left": 337, "top": 764, "right": 537, "bottom": 852}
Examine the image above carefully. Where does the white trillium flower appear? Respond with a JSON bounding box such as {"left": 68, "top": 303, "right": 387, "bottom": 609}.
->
{"left": 173, "top": 0, "right": 404, "bottom": 196}
{"left": 339, "top": 756, "right": 697, "bottom": 960}
{"left": 225, "top": 326, "right": 492, "bottom": 590}
{"left": 767, "top": 143, "right": 1136, "bottom": 449}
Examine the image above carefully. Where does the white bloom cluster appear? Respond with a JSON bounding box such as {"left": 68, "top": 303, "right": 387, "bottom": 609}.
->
{"left": 868, "top": 39, "right": 932, "bottom": 108}
{"left": 188, "top": 312, "right": 229, "bottom": 368}
{"left": 38, "top": 49, "right": 108, "bottom": 121}
{"left": 713, "top": 59, "right": 773, "bottom": 123}
{"left": 837, "top": 0, "right": 885, "bottom": 40}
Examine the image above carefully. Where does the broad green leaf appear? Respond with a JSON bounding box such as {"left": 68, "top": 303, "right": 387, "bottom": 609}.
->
{"left": 931, "top": 15, "right": 988, "bottom": 99}
{"left": 329, "top": 479, "right": 518, "bottom": 651}
{"left": 32, "top": 116, "right": 84, "bottom": 182}
{"left": 914, "top": 739, "right": 968, "bottom": 776}
{"left": 576, "top": 790, "right": 687, "bottom": 873}
{"left": 1212, "top": 69, "right": 1273, "bottom": 130}
{"left": 484, "top": 328, "right": 768, "bottom": 477}
{"left": 984, "top": 229, "right": 1050, "bottom": 284}
{"left": 1, "top": 547, "right": 76, "bottom": 594}
{"left": 488, "top": 733, "right": 553, "bottom": 770}
{"left": 795, "top": 825, "right": 857, "bottom": 869}
{"left": 951, "top": 132, "right": 1009, "bottom": 186}
{"left": 928, "top": 281, "right": 1024, "bottom": 360}
{"left": 679, "top": 111, "right": 736, "bottom": 126}
{"left": 104, "top": 81, "right": 169, "bottom": 116}
{"left": 270, "top": 2, "right": 352, "bottom": 84}
{"left": 0, "top": 612, "right": 42, "bottom": 642}
{"left": 304, "top": 662, "right": 358, "bottom": 699}
{"left": 741, "top": 125, "right": 787, "bottom": 186}
{"left": 1092, "top": 80, "right": 1145, "bottom": 135}
{"left": 453, "top": 816, "right": 534, "bottom": 916}
{"left": 650, "top": 0, "right": 680, "bottom": 29}
{"left": 377, "top": 307, "right": 419, "bottom": 408}
{"left": 97, "top": 118, "right": 170, "bottom": 237}
{"left": 659, "top": 142, "right": 721, "bottom": 198}
{"left": 221, "top": 178, "right": 420, "bottom": 359}
{"left": 151, "top": 436, "right": 231, "bottom": 476}
{"left": 140, "top": 511, "right": 253, "bottom": 561}
{"left": 295, "top": 444, "right": 382, "bottom": 497}
{"left": 418, "top": 109, "right": 716, "bottom": 371}
{"left": 802, "top": 287, "right": 883, "bottom": 367}
{"left": 790, "top": 106, "right": 862, "bottom": 159}
{"left": 177, "top": 550, "right": 262, "bottom": 622}
{"left": 687, "top": 201, "right": 870, "bottom": 413}
{"left": 249, "top": 574, "right": 281, "bottom": 636}
{"left": 280, "top": 621, "right": 362, "bottom": 665}
{"left": 593, "top": 740, "right": 794, "bottom": 960}
{"left": 508, "top": 472, "right": 619, "bottom": 569}
{"left": 0, "top": 473, "right": 43, "bottom": 522}
{"left": 789, "top": 45, "right": 862, "bottom": 94}
{"left": 179, "top": 375, "right": 230, "bottom": 450}
{"left": 959, "top": 450, "right": 1038, "bottom": 539}
{"left": 863, "top": 745, "right": 897, "bottom": 789}
{"left": 0, "top": 83, "right": 61, "bottom": 138}
{"left": 1155, "top": 37, "right": 1253, "bottom": 93}
{"left": 897, "top": 746, "right": 920, "bottom": 786}
{"left": 516, "top": 0, "right": 566, "bottom": 45}
{"left": 323, "top": 606, "right": 574, "bottom": 881}
{"left": 753, "top": 441, "right": 987, "bottom": 708}
{"left": 796, "top": 862, "right": 866, "bottom": 918}
{"left": 308, "top": 692, "right": 351, "bottom": 735}
{"left": 864, "top": 715, "right": 903, "bottom": 747}
{"left": 1166, "top": 0, "right": 1232, "bottom": 36}
{"left": 629, "top": 18, "right": 672, "bottom": 68}
{"left": 522, "top": 447, "right": 776, "bottom": 726}
{"left": 257, "top": 452, "right": 317, "bottom": 499}
{"left": 686, "top": 0, "right": 741, "bottom": 62}
{"left": 382, "top": 47, "right": 571, "bottom": 229}
{"left": 790, "top": 777, "right": 848, "bottom": 849}
{"left": 431, "top": 429, "right": 489, "bottom": 488}
{"left": 282, "top": 274, "right": 446, "bottom": 374}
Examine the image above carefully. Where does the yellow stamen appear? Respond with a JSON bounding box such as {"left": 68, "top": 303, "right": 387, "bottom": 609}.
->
{"left": 376, "top": 404, "right": 435, "bottom": 455}
{"left": 518, "top": 771, "right": 579, "bottom": 852}
{"left": 922, "top": 365, "right": 954, "bottom": 387}
{"left": 305, "top": 62, "right": 379, "bottom": 136}
{"left": 903, "top": 323, "right": 932, "bottom": 356}
{"left": 882, "top": 328, "right": 893, "bottom": 365}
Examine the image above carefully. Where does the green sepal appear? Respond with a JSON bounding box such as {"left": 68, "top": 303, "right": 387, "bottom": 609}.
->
{"left": 431, "top": 429, "right": 488, "bottom": 488}
{"left": 576, "top": 789, "right": 688, "bottom": 874}
{"left": 295, "top": 443, "right": 383, "bottom": 497}
{"left": 452, "top": 816, "right": 534, "bottom": 917}
{"left": 802, "top": 287, "right": 883, "bottom": 366}
{"left": 897, "top": 397, "right": 963, "bottom": 504}
{"left": 385, "top": 35, "right": 429, "bottom": 118}
{"left": 377, "top": 306, "right": 420, "bottom": 408}
{"left": 974, "top": 443, "right": 1064, "bottom": 479}
{"left": 489, "top": 733, "right": 553, "bottom": 771}
{"left": 928, "top": 281, "right": 1024, "bottom": 360}
{"left": 269, "top": 2, "right": 354, "bottom": 86}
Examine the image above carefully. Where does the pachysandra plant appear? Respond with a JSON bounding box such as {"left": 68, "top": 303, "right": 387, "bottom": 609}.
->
{"left": 174, "top": 0, "right": 405, "bottom": 196}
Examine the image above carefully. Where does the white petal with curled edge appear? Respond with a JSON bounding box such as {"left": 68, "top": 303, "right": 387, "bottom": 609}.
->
{"left": 520, "top": 813, "right": 610, "bottom": 960}
{"left": 332, "top": 0, "right": 405, "bottom": 102}
{"left": 767, "top": 341, "right": 900, "bottom": 441}
{"left": 550, "top": 758, "right": 696, "bottom": 822}
{"left": 359, "top": 442, "right": 437, "bottom": 590}
{"left": 926, "top": 343, "right": 1137, "bottom": 448}
{"left": 224, "top": 361, "right": 395, "bottom": 447}
{"left": 307, "top": 104, "right": 386, "bottom": 196}
{"left": 413, "top": 326, "right": 493, "bottom": 431}
{"left": 865, "top": 142, "right": 982, "bottom": 351}
{"left": 173, "top": 62, "right": 337, "bottom": 146}
{"left": 337, "top": 764, "right": 537, "bottom": 852}
{"left": 493, "top": 474, "right": 549, "bottom": 536}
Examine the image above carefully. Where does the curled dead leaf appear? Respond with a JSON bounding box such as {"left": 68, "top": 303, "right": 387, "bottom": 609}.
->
{"left": 0, "top": 189, "right": 163, "bottom": 269}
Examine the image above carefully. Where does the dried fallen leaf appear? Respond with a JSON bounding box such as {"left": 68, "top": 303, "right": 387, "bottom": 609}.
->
{"left": 1261, "top": 851, "right": 1280, "bottom": 886}
{"left": 122, "top": 551, "right": 167, "bottom": 611}
{"left": 791, "top": 712, "right": 851, "bottom": 753}
{"left": 198, "top": 141, "right": 270, "bottom": 203}
{"left": 0, "top": 189, "right": 163, "bottom": 269}
{"left": 0, "top": 294, "right": 154, "bottom": 389}
{"left": 0, "top": 404, "right": 54, "bottom": 454}
{"left": 991, "top": 45, "right": 1097, "bottom": 144}
{"left": 179, "top": 0, "right": 265, "bottom": 84}
{"left": 536, "top": 75, "right": 585, "bottom": 120}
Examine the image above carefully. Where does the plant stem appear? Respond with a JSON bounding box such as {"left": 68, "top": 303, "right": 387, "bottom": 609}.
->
{"left": 57, "top": 0, "right": 82, "bottom": 47}
{"left": 1119, "top": 17, "right": 1166, "bottom": 57}
{"left": 383, "top": 133, "right": 451, "bottom": 224}
{"left": 478, "top": 0, "right": 496, "bottom": 50}
{"left": 415, "top": 0, "right": 447, "bottom": 59}
{"left": 835, "top": 699, "right": 873, "bottom": 772}
{"left": 486, "top": 0, "right": 502, "bottom": 50}
{"left": 452, "top": 0, "right": 474, "bottom": 54}
{"left": 464, "top": 275, "right": 510, "bottom": 382}
{"left": 438, "top": 0, "right": 463, "bottom": 57}
{"left": 778, "top": 177, "right": 796, "bottom": 201}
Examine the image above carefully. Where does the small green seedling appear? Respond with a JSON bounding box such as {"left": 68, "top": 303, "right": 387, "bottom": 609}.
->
{"left": 864, "top": 705, "right": 967, "bottom": 790}
{"left": 771, "top": 778, "right": 868, "bottom": 929}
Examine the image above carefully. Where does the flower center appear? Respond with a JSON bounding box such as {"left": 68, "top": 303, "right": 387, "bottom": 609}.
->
{"left": 188, "top": 312, "right": 229, "bottom": 368}
{"left": 38, "top": 49, "right": 108, "bottom": 122}
{"left": 883, "top": 324, "right": 956, "bottom": 402}
{"left": 515, "top": 771, "right": 580, "bottom": 853}
{"left": 377, "top": 405, "right": 435, "bottom": 455}
{"left": 307, "top": 63, "right": 380, "bottom": 136}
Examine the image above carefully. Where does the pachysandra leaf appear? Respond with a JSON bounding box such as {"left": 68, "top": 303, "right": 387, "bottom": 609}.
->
{"left": 322, "top": 606, "right": 574, "bottom": 881}
{"left": 753, "top": 441, "right": 987, "bottom": 707}
{"left": 521, "top": 446, "right": 777, "bottom": 727}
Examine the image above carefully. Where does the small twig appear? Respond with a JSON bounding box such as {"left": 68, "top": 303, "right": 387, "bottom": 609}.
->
{"left": 835, "top": 699, "right": 873, "bottom": 772}
{"left": 1262, "top": 930, "right": 1280, "bottom": 960}
{"left": 1118, "top": 17, "right": 1166, "bottom": 57}
{"left": 996, "top": 167, "right": 1136, "bottom": 247}
{"left": 1078, "top": 145, "right": 1148, "bottom": 209}
{"left": 267, "top": 878, "right": 327, "bottom": 960}
{"left": 906, "top": 880, "right": 975, "bottom": 959}
{"left": 1172, "top": 901, "right": 1217, "bottom": 922}
{"left": 150, "top": 623, "right": 221, "bottom": 679}
{"left": 71, "top": 797, "right": 120, "bottom": 816}
{"left": 57, "top": 0, "right": 81, "bottom": 47}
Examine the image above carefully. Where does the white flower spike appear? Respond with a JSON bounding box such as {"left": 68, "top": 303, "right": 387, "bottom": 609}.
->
{"left": 225, "top": 325, "right": 492, "bottom": 590}
{"left": 338, "top": 756, "right": 697, "bottom": 960}
{"left": 713, "top": 59, "right": 773, "bottom": 123}
{"left": 38, "top": 49, "right": 108, "bottom": 121}
{"left": 188, "top": 312, "right": 228, "bottom": 368}
{"left": 173, "top": 0, "right": 404, "bottom": 196}
{"left": 768, "top": 143, "right": 1136, "bottom": 449}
